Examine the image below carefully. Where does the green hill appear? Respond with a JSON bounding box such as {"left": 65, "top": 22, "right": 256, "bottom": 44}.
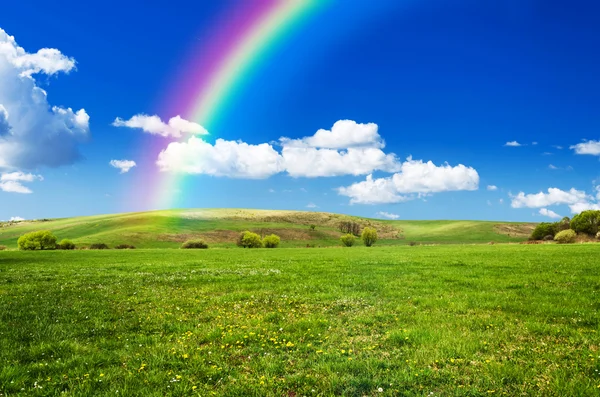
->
{"left": 0, "top": 208, "right": 535, "bottom": 249}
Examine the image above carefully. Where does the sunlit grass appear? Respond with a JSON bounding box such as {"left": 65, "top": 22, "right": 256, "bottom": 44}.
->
{"left": 1, "top": 244, "right": 598, "bottom": 395}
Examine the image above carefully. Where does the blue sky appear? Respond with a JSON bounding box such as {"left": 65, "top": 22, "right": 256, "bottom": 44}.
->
{"left": 1, "top": 0, "right": 599, "bottom": 222}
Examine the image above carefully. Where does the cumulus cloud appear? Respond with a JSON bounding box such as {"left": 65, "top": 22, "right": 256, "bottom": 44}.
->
{"left": 0, "top": 171, "right": 43, "bottom": 194}
{"left": 9, "top": 216, "right": 24, "bottom": 222}
{"left": 539, "top": 208, "right": 561, "bottom": 219}
{"left": 570, "top": 140, "right": 600, "bottom": 156}
{"left": 504, "top": 141, "right": 522, "bottom": 147}
{"left": 376, "top": 211, "right": 399, "bottom": 220}
{"left": 0, "top": 28, "right": 89, "bottom": 170}
{"left": 156, "top": 120, "right": 401, "bottom": 178}
{"left": 157, "top": 136, "right": 284, "bottom": 178}
{"left": 510, "top": 188, "right": 588, "bottom": 209}
{"left": 280, "top": 120, "right": 383, "bottom": 149}
{"left": 109, "top": 159, "right": 136, "bottom": 174}
{"left": 487, "top": 185, "right": 498, "bottom": 191}
{"left": 113, "top": 114, "right": 208, "bottom": 138}
{"left": 510, "top": 187, "right": 600, "bottom": 214}
{"left": 337, "top": 157, "right": 479, "bottom": 204}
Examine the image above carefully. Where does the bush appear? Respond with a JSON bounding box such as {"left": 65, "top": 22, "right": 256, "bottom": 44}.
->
{"left": 57, "top": 239, "right": 76, "bottom": 250}
{"left": 181, "top": 239, "right": 208, "bottom": 249}
{"left": 361, "top": 227, "right": 378, "bottom": 247}
{"left": 530, "top": 222, "right": 556, "bottom": 240}
{"left": 115, "top": 244, "right": 136, "bottom": 249}
{"left": 554, "top": 229, "right": 576, "bottom": 244}
{"left": 543, "top": 235, "right": 554, "bottom": 241}
{"left": 17, "top": 230, "right": 57, "bottom": 250}
{"left": 556, "top": 216, "right": 571, "bottom": 232}
{"left": 237, "top": 231, "right": 263, "bottom": 248}
{"left": 263, "top": 234, "right": 281, "bottom": 248}
{"left": 340, "top": 234, "right": 355, "bottom": 247}
{"left": 339, "top": 221, "right": 361, "bottom": 236}
{"left": 570, "top": 210, "right": 600, "bottom": 236}
{"left": 0, "top": 245, "right": 6, "bottom": 251}
{"left": 89, "top": 243, "right": 109, "bottom": 250}
{"left": 408, "top": 241, "right": 418, "bottom": 246}
{"left": 309, "top": 224, "right": 316, "bottom": 231}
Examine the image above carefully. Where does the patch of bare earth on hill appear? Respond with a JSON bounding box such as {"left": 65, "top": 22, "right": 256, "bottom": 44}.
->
{"left": 494, "top": 224, "right": 536, "bottom": 238}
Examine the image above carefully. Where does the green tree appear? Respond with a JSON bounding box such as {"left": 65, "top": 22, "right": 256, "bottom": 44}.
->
{"left": 530, "top": 222, "right": 557, "bottom": 240}
{"left": 361, "top": 227, "right": 378, "bottom": 247}
{"left": 237, "top": 231, "right": 263, "bottom": 248}
{"left": 17, "top": 231, "right": 57, "bottom": 251}
{"left": 263, "top": 234, "right": 281, "bottom": 248}
{"left": 57, "top": 239, "right": 76, "bottom": 250}
{"left": 570, "top": 210, "right": 600, "bottom": 236}
{"left": 340, "top": 234, "right": 355, "bottom": 247}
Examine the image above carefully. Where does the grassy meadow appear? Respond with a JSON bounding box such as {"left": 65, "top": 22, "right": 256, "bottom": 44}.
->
{"left": 1, "top": 244, "right": 599, "bottom": 396}
{"left": 0, "top": 209, "right": 534, "bottom": 249}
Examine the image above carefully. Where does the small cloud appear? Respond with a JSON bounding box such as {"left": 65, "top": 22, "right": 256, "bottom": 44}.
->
{"left": 282, "top": 189, "right": 292, "bottom": 193}
{"left": 300, "top": 188, "right": 307, "bottom": 192}
{"left": 504, "top": 141, "right": 523, "bottom": 147}
{"left": 376, "top": 211, "right": 399, "bottom": 220}
{"left": 566, "top": 165, "right": 574, "bottom": 171}
{"left": 532, "top": 142, "right": 538, "bottom": 145}
{"left": 112, "top": 114, "right": 208, "bottom": 138}
{"left": 487, "top": 200, "right": 492, "bottom": 206}
{"left": 306, "top": 202, "right": 318, "bottom": 208}
{"left": 539, "top": 208, "right": 561, "bottom": 219}
{"left": 9, "top": 216, "right": 24, "bottom": 222}
{"left": 487, "top": 185, "right": 498, "bottom": 191}
{"left": 109, "top": 159, "right": 136, "bottom": 174}
{"left": 542, "top": 152, "right": 553, "bottom": 156}
{"left": 570, "top": 140, "right": 600, "bottom": 156}
{"left": 548, "top": 164, "right": 558, "bottom": 170}
{"left": 552, "top": 145, "right": 563, "bottom": 150}
{"left": 0, "top": 172, "right": 43, "bottom": 194}
{"left": 268, "top": 188, "right": 275, "bottom": 193}
{"left": 499, "top": 198, "right": 504, "bottom": 204}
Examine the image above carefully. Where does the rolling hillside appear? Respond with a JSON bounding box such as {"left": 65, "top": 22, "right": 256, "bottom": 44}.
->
{"left": 0, "top": 209, "right": 535, "bottom": 249}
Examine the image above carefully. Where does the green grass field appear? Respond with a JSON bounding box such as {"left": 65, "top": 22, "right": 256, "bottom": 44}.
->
{"left": 0, "top": 209, "right": 534, "bottom": 249}
{"left": 1, "top": 245, "right": 599, "bottom": 396}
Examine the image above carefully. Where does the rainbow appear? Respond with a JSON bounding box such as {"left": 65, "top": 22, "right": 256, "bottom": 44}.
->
{"left": 136, "top": 0, "right": 325, "bottom": 211}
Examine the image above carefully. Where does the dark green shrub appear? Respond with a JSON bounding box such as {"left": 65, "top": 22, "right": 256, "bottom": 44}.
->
{"left": 570, "top": 210, "right": 600, "bottom": 236}
{"left": 57, "top": 239, "right": 76, "bottom": 250}
{"left": 17, "top": 231, "right": 57, "bottom": 250}
{"left": 530, "top": 222, "right": 557, "bottom": 240}
{"left": 554, "top": 229, "right": 576, "bottom": 244}
{"left": 361, "top": 227, "right": 378, "bottom": 247}
{"left": 408, "top": 241, "right": 418, "bottom": 246}
{"left": 555, "top": 216, "right": 571, "bottom": 232}
{"left": 340, "top": 234, "right": 355, "bottom": 247}
{"left": 237, "top": 231, "right": 263, "bottom": 248}
{"left": 181, "top": 240, "right": 208, "bottom": 249}
{"left": 263, "top": 234, "right": 281, "bottom": 248}
{"left": 115, "top": 244, "right": 136, "bottom": 249}
{"left": 89, "top": 243, "right": 109, "bottom": 250}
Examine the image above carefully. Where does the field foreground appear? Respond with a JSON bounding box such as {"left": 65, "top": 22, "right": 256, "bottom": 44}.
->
{"left": 1, "top": 245, "right": 599, "bottom": 396}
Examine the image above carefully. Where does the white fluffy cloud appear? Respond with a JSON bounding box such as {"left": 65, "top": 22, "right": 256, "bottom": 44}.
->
{"left": 280, "top": 120, "right": 383, "bottom": 149}
{"left": 510, "top": 187, "right": 600, "bottom": 214}
{"left": 156, "top": 120, "right": 401, "bottom": 178}
{"left": 157, "top": 136, "right": 284, "bottom": 178}
{"left": 539, "top": 208, "right": 561, "bottom": 219}
{"left": 570, "top": 140, "right": 600, "bottom": 156}
{"left": 113, "top": 114, "right": 208, "bottom": 138}
{"left": 487, "top": 185, "right": 498, "bottom": 191}
{"left": 510, "top": 188, "right": 588, "bottom": 209}
{"left": 9, "top": 216, "right": 24, "bottom": 222}
{"left": 504, "top": 141, "right": 522, "bottom": 147}
{"left": 376, "top": 211, "right": 399, "bottom": 220}
{"left": 0, "top": 171, "right": 43, "bottom": 194}
{"left": 306, "top": 203, "right": 317, "bottom": 208}
{"left": 282, "top": 146, "right": 400, "bottom": 177}
{"left": 109, "top": 159, "right": 136, "bottom": 174}
{"left": 0, "top": 28, "right": 89, "bottom": 170}
{"left": 337, "top": 158, "right": 479, "bottom": 204}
